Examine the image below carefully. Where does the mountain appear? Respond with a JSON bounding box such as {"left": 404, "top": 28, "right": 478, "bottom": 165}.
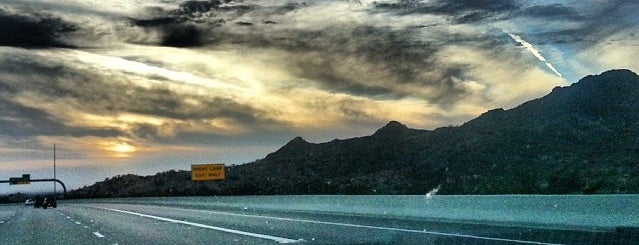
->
{"left": 69, "top": 69, "right": 639, "bottom": 198}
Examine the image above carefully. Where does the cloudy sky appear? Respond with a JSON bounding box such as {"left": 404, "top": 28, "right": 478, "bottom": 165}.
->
{"left": 1, "top": 0, "right": 637, "bottom": 192}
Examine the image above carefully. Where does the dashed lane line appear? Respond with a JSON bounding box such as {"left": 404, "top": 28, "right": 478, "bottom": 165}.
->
{"left": 58, "top": 211, "right": 110, "bottom": 242}
{"left": 97, "top": 207, "right": 301, "bottom": 244}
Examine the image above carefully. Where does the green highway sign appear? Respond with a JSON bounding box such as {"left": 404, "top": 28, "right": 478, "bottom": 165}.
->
{"left": 9, "top": 174, "right": 31, "bottom": 185}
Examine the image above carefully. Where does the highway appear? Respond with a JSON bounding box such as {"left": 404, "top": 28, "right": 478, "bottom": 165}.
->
{"left": 0, "top": 198, "right": 636, "bottom": 244}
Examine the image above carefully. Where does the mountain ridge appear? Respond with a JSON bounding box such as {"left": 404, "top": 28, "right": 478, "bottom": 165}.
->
{"left": 69, "top": 69, "right": 639, "bottom": 198}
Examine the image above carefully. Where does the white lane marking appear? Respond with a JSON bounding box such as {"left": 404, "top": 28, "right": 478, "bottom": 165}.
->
{"left": 93, "top": 232, "right": 105, "bottom": 238}
{"left": 168, "top": 207, "right": 562, "bottom": 245}
{"left": 98, "top": 207, "right": 301, "bottom": 244}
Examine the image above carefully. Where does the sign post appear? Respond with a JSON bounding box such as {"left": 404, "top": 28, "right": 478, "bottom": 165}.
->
{"left": 191, "top": 164, "right": 225, "bottom": 181}
{"left": 2, "top": 177, "right": 67, "bottom": 198}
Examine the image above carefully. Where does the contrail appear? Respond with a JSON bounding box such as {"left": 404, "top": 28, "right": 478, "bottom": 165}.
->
{"left": 506, "top": 32, "right": 563, "bottom": 78}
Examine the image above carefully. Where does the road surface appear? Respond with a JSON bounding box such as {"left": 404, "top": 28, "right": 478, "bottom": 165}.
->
{"left": 0, "top": 200, "right": 635, "bottom": 244}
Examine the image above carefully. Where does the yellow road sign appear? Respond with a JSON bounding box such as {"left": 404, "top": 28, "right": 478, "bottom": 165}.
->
{"left": 191, "top": 164, "right": 225, "bottom": 181}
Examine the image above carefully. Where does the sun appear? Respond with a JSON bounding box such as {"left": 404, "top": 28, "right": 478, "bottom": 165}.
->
{"left": 110, "top": 142, "right": 136, "bottom": 154}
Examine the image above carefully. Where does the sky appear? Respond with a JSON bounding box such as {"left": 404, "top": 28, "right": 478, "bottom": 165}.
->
{"left": 1, "top": 0, "right": 638, "bottom": 193}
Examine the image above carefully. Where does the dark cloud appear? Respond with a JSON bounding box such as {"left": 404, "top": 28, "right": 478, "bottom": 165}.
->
{"left": 274, "top": 2, "right": 308, "bottom": 14}
{"left": 186, "top": 17, "right": 481, "bottom": 103}
{"left": 236, "top": 21, "right": 254, "bottom": 26}
{"left": 0, "top": 57, "right": 109, "bottom": 137}
{"left": 128, "top": 15, "right": 206, "bottom": 47}
{"left": 160, "top": 24, "right": 203, "bottom": 47}
{"left": 236, "top": 27, "right": 431, "bottom": 98}
{"left": 129, "top": 0, "right": 258, "bottom": 47}
{"left": 454, "top": 12, "right": 494, "bottom": 24}
{"left": 67, "top": 81, "right": 265, "bottom": 132}
{"left": 426, "top": 0, "right": 520, "bottom": 13}
{"left": 0, "top": 52, "right": 270, "bottom": 140}
{"left": 524, "top": 1, "right": 639, "bottom": 46}
{"left": 0, "top": 97, "right": 101, "bottom": 137}
{"left": 270, "top": 25, "right": 490, "bottom": 105}
{"left": 131, "top": 0, "right": 234, "bottom": 24}
{"left": 123, "top": 1, "right": 494, "bottom": 106}
{"left": 130, "top": 17, "right": 182, "bottom": 27}
{"left": 173, "top": 0, "right": 253, "bottom": 15}
{"left": 0, "top": 8, "right": 76, "bottom": 48}
{"left": 5, "top": 0, "right": 632, "bottom": 133}
{"left": 520, "top": 4, "right": 581, "bottom": 20}
{"left": 114, "top": 88, "right": 263, "bottom": 124}
{"left": 374, "top": 0, "right": 520, "bottom": 23}
{"left": 178, "top": 0, "right": 223, "bottom": 14}
{"left": 581, "top": 1, "right": 639, "bottom": 37}
{"left": 127, "top": 1, "right": 298, "bottom": 48}
{"left": 273, "top": 26, "right": 431, "bottom": 89}
{"left": 0, "top": 88, "right": 118, "bottom": 138}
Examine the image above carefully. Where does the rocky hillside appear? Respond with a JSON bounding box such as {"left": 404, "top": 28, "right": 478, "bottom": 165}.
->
{"left": 69, "top": 69, "right": 639, "bottom": 198}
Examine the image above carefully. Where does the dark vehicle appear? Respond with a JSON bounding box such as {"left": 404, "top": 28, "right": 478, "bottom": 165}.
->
{"left": 43, "top": 197, "right": 57, "bottom": 209}
{"left": 34, "top": 196, "right": 44, "bottom": 208}
{"left": 33, "top": 196, "right": 57, "bottom": 209}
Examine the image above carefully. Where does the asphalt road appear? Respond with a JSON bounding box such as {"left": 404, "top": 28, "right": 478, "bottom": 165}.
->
{"left": 0, "top": 201, "right": 635, "bottom": 245}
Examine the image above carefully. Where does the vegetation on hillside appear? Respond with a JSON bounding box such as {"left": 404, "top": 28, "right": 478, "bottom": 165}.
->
{"left": 67, "top": 69, "right": 639, "bottom": 198}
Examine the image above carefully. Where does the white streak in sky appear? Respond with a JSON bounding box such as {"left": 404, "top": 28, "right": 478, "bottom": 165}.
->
{"left": 506, "top": 32, "right": 563, "bottom": 78}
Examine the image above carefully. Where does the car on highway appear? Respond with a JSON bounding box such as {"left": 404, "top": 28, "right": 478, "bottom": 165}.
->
{"left": 42, "top": 197, "right": 57, "bottom": 209}
{"left": 24, "top": 199, "right": 34, "bottom": 206}
{"left": 33, "top": 196, "right": 44, "bottom": 208}
{"left": 32, "top": 196, "right": 57, "bottom": 209}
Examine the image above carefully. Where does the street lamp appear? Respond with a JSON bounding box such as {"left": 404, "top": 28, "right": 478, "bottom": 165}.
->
{"left": 53, "top": 144, "right": 56, "bottom": 197}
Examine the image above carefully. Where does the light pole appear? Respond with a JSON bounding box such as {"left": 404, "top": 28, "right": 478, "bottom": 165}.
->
{"left": 53, "top": 144, "right": 56, "bottom": 197}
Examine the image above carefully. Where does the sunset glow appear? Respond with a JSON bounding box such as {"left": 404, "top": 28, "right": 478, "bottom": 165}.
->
{"left": 110, "top": 142, "right": 136, "bottom": 154}
{"left": 1, "top": 0, "right": 637, "bottom": 191}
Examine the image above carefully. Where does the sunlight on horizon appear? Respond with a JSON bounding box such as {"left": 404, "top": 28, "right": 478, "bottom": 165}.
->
{"left": 108, "top": 142, "right": 137, "bottom": 158}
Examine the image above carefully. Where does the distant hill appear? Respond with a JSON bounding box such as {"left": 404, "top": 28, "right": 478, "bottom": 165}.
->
{"left": 69, "top": 69, "right": 639, "bottom": 198}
